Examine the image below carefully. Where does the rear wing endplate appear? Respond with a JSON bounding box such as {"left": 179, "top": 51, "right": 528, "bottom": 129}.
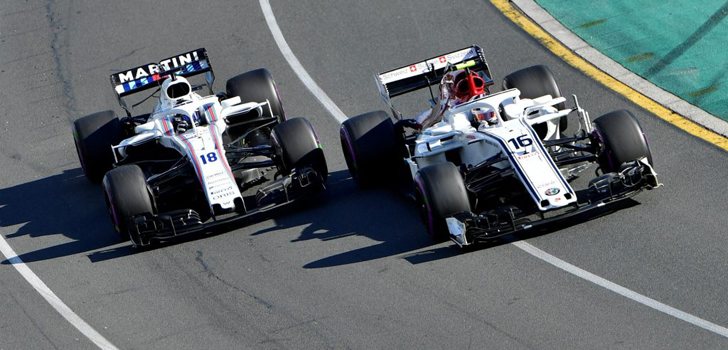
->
{"left": 109, "top": 48, "right": 214, "bottom": 116}
{"left": 376, "top": 45, "right": 494, "bottom": 103}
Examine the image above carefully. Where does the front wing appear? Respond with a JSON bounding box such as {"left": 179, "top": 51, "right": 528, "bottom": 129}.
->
{"left": 126, "top": 166, "right": 324, "bottom": 247}
{"left": 446, "top": 159, "right": 660, "bottom": 247}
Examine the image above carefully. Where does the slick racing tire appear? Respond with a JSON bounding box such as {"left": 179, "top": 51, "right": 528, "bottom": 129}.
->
{"left": 102, "top": 165, "right": 154, "bottom": 245}
{"left": 593, "top": 110, "right": 653, "bottom": 173}
{"left": 72, "top": 110, "right": 122, "bottom": 183}
{"left": 414, "top": 162, "right": 471, "bottom": 242}
{"left": 339, "top": 111, "right": 399, "bottom": 187}
{"left": 503, "top": 65, "right": 567, "bottom": 136}
{"left": 226, "top": 68, "right": 285, "bottom": 122}
{"left": 271, "top": 118, "right": 328, "bottom": 183}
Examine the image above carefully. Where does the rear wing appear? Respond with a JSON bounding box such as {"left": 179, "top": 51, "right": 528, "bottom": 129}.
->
{"left": 376, "top": 45, "right": 494, "bottom": 104}
{"left": 109, "top": 48, "right": 214, "bottom": 115}
{"left": 375, "top": 45, "right": 493, "bottom": 115}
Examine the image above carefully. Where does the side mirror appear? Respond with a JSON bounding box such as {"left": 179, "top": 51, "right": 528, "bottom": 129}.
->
{"left": 221, "top": 96, "right": 242, "bottom": 109}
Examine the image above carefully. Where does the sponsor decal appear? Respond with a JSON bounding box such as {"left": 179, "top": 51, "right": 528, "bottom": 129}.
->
{"left": 379, "top": 47, "right": 478, "bottom": 85}
{"left": 380, "top": 67, "right": 413, "bottom": 83}
{"left": 536, "top": 180, "right": 558, "bottom": 189}
{"left": 516, "top": 152, "right": 537, "bottom": 159}
{"left": 210, "top": 185, "right": 237, "bottom": 200}
{"left": 116, "top": 64, "right": 160, "bottom": 83}
{"left": 116, "top": 50, "right": 202, "bottom": 83}
{"left": 545, "top": 188, "right": 560, "bottom": 196}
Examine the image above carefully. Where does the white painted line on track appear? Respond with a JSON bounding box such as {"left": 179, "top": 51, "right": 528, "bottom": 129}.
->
{"left": 514, "top": 241, "right": 728, "bottom": 338}
{"left": 0, "top": 236, "right": 119, "bottom": 350}
{"left": 259, "top": 0, "right": 728, "bottom": 339}
{"left": 259, "top": 0, "right": 348, "bottom": 123}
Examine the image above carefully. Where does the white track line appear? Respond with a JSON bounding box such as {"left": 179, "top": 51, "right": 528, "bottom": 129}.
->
{"left": 0, "top": 236, "right": 118, "bottom": 349}
{"left": 259, "top": 0, "right": 348, "bottom": 123}
{"left": 259, "top": 0, "right": 728, "bottom": 339}
{"left": 514, "top": 241, "right": 728, "bottom": 337}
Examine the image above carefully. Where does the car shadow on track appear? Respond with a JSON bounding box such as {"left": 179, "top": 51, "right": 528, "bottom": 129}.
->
{"left": 89, "top": 170, "right": 390, "bottom": 262}
{"left": 0, "top": 168, "right": 132, "bottom": 264}
{"left": 0, "top": 167, "right": 432, "bottom": 265}
{"left": 274, "top": 169, "right": 642, "bottom": 269}
{"left": 1, "top": 167, "right": 642, "bottom": 266}
{"left": 0, "top": 168, "right": 361, "bottom": 263}
{"left": 247, "top": 170, "right": 442, "bottom": 269}
{"left": 285, "top": 169, "right": 644, "bottom": 268}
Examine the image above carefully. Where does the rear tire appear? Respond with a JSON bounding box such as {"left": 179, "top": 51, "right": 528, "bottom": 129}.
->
{"left": 593, "top": 110, "right": 653, "bottom": 173}
{"left": 339, "top": 111, "right": 399, "bottom": 187}
{"left": 226, "top": 68, "right": 285, "bottom": 122}
{"left": 102, "top": 165, "right": 154, "bottom": 244}
{"left": 503, "top": 65, "right": 567, "bottom": 136}
{"left": 414, "top": 163, "right": 471, "bottom": 241}
{"left": 225, "top": 69, "right": 286, "bottom": 146}
{"left": 271, "top": 118, "right": 328, "bottom": 183}
{"left": 72, "top": 111, "right": 122, "bottom": 182}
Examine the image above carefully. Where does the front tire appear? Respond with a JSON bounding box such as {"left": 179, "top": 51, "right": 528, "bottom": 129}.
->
{"left": 102, "top": 165, "right": 154, "bottom": 245}
{"left": 271, "top": 118, "right": 328, "bottom": 183}
{"left": 414, "top": 163, "right": 471, "bottom": 241}
{"left": 339, "top": 111, "right": 398, "bottom": 187}
{"left": 593, "top": 110, "right": 653, "bottom": 173}
{"left": 72, "top": 110, "right": 122, "bottom": 182}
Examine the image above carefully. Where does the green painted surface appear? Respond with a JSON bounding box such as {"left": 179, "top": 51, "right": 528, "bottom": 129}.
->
{"left": 535, "top": 0, "right": 728, "bottom": 120}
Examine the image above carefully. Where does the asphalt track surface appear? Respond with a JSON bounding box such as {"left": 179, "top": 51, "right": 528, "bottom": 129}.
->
{"left": 1, "top": 1, "right": 727, "bottom": 349}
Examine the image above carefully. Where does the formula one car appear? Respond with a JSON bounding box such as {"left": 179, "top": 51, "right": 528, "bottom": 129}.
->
{"left": 73, "top": 48, "right": 327, "bottom": 247}
{"left": 340, "top": 45, "right": 660, "bottom": 247}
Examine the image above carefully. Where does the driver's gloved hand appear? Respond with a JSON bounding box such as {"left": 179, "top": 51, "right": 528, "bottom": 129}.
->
{"left": 173, "top": 115, "right": 191, "bottom": 133}
{"left": 395, "top": 118, "right": 422, "bottom": 130}
{"left": 176, "top": 121, "right": 190, "bottom": 133}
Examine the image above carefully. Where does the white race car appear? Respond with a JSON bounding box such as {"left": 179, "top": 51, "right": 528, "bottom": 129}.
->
{"left": 73, "top": 48, "right": 327, "bottom": 247}
{"left": 340, "top": 45, "right": 660, "bottom": 247}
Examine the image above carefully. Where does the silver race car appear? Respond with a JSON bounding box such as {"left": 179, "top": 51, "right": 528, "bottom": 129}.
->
{"left": 340, "top": 45, "right": 660, "bottom": 247}
{"left": 73, "top": 48, "right": 327, "bottom": 247}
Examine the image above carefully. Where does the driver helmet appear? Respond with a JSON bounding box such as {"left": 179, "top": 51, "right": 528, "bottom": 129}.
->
{"left": 453, "top": 71, "right": 486, "bottom": 104}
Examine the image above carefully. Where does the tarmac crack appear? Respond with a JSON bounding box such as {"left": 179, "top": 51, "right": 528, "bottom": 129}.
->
{"left": 44, "top": 0, "right": 77, "bottom": 121}
{"left": 194, "top": 250, "right": 274, "bottom": 310}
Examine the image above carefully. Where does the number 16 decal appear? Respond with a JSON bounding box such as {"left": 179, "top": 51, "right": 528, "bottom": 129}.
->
{"left": 199, "top": 151, "right": 218, "bottom": 164}
{"left": 507, "top": 135, "right": 533, "bottom": 150}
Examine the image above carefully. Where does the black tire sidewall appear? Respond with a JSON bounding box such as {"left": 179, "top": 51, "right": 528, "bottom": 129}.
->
{"left": 503, "top": 65, "right": 567, "bottom": 133}
{"left": 339, "top": 111, "right": 398, "bottom": 186}
{"left": 226, "top": 68, "right": 285, "bottom": 122}
{"left": 102, "top": 165, "right": 154, "bottom": 241}
{"left": 593, "top": 110, "right": 652, "bottom": 173}
{"left": 414, "top": 163, "right": 470, "bottom": 241}
{"left": 271, "top": 118, "right": 327, "bottom": 179}
{"left": 73, "top": 110, "right": 121, "bottom": 182}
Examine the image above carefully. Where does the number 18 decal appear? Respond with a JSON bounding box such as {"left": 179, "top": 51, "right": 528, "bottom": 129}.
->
{"left": 199, "top": 151, "right": 218, "bottom": 164}
{"left": 507, "top": 135, "right": 533, "bottom": 150}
